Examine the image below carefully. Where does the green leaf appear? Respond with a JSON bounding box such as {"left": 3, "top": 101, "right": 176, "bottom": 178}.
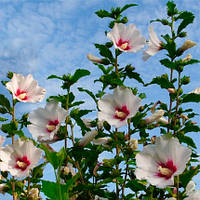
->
{"left": 177, "top": 134, "right": 196, "bottom": 148}
{"left": 41, "top": 180, "right": 69, "bottom": 200}
{"left": 47, "top": 74, "right": 63, "bottom": 80}
{"left": 95, "top": 9, "right": 112, "bottom": 18}
{"left": 126, "top": 71, "right": 144, "bottom": 84}
{"left": 176, "top": 11, "right": 194, "bottom": 34}
{"left": 166, "top": 1, "right": 178, "bottom": 16}
{"left": 120, "top": 4, "right": 137, "bottom": 13}
{"left": 180, "top": 165, "right": 200, "bottom": 188}
{"left": 145, "top": 74, "right": 174, "bottom": 89}
{"left": 78, "top": 87, "right": 97, "bottom": 104}
{"left": 94, "top": 44, "right": 114, "bottom": 62}
{"left": 150, "top": 18, "right": 170, "bottom": 26}
{"left": 126, "top": 180, "right": 146, "bottom": 192}
{"left": 160, "top": 58, "right": 176, "bottom": 70}
{"left": 40, "top": 145, "right": 66, "bottom": 169}
{"left": 182, "top": 93, "right": 200, "bottom": 103}
{"left": 0, "top": 117, "right": 7, "bottom": 121}
{"left": 1, "top": 121, "right": 18, "bottom": 135}
{"left": 71, "top": 69, "right": 90, "bottom": 84}
{"left": 0, "top": 94, "right": 11, "bottom": 111}
{"left": 0, "top": 107, "right": 8, "bottom": 114}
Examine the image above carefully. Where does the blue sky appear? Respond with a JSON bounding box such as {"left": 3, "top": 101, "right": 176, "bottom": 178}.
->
{"left": 0, "top": 0, "right": 200, "bottom": 199}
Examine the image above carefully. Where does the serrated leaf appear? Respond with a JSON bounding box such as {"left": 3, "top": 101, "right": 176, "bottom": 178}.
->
{"left": 145, "top": 74, "right": 174, "bottom": 89}
{"left": 182, "top": 93, "right": 200, "bottom": 103}
{"left": 120, "top": 4, "right": 137, "bottom": 13}
{"left": 71, "top": 69, "right": 90, "bottom": 84}
{"left": 0, "top": 94, "right": 11, "bottom": 110}
{"left": 95, "top": 9, "right": 112, "bottom": 18}
{"left": 160, "top": 58, "right": 176, "bottom": 69}
{"left": 176, "top": 11, "right": 194, "bottom": 34}
{"left": 126, "top": 71, "right": 144, "bottom": 84}
{"left": 177, "top": 134, "right": 196, "bottom": 148}
{"left": 41, "top": 180, "right": 69, "bottom": 200}
{"left": 47, "top": 74, "right": 63, "bottom": 80}
{"left": 0, "top": 117, "right": 7, "bottom": 121}
{"left": 78, "top": 87, "right": 97, "bottom": 104}
{"left": 95, "top": 44, "right": 114, "bottom": 62}
{"left": 167, "top": 1, "right": 178, "bottom": 16}
{"left": 180, "top": 165, "right": 200, "bottom": 188}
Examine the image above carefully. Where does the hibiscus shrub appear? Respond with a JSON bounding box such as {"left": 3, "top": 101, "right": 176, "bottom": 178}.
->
{"left": 0, "top": 1, "right": 200, "bottom": 200}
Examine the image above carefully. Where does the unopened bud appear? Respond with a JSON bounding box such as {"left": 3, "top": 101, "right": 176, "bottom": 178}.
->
{"left": 29, "top": 188, "right": 39, "bottom": 199}
{"left": 151, "top": 136, "right": 156, "bottom": 144}
{"left": 191, "top": 121, "right": 197, "bottom": 125}
{"left": 87, "top": 54, "right": 103, "bottom": 64}
{"left": 79, "top": 130, "right": 98, "bottom": 146}
{"left": 182, "top": 54, "right": 192, "bottom": 62}
{"left": 93, "top": 137, "right": 111, "bottom": 146}
{"left": 145, "top": 110, "right": 165, "bottom": 124}
{"left": 82, "top": 119, "right": 93, "bottom": 128}
{"left": 180, "top": 114, "right": 189, "bottom": 120}
{"left": 190, "top": 88, "right": 200, "bottom": 94}
{"left": 157, "top": 117, "right": 169, "bottom": 124}
{"left": 129, "top": 139, "right": 138, "bottom": 151}
{"left": 179, "top": 40, "right": 197, "bottom": 52}
{"left": 97, "top": 120, "right": 104, "bottom": 129}
{"left": 0, "top": 136, "right": 5, "bottom": 147}
{"left": 185, "top": 181, "right": 195, "bottom": 195}
{"left": 0, "top": 184, "right": 6, "bottom": 194}
{"left": 168, "top": 88, "right": 175, "bottom": 94}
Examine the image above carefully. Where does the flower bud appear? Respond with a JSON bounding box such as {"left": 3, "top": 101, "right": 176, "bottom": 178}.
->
{"left": 78, "top": 130, "right": 98, "bottom": 146}
{"left": 0, "top": 136, "right": 5, "bottom": 147}
{"left": 190, "top": 88, "right": 200, "bottom": 94}
{"left": 93, "top": 162, "right": 102, "bottom": 177}
{"left": 82, "top": 118, "right": 93, "bottom": 128}
{"left": 63, "top": 163, "right": 75, "bottom": 176}
{"left": 0, "top": 184, "right": 6, "bottom": 194}
{"left": 185, "top": 181, "right": 195, "bottom": 195}
{"left": 87, "top": 54, "right": 103, "bottom": 63}
{"left": 93, "top": 137, "right": 111, "bottom": 146}
{"left": 168, "top": 88, "right": 175, "bottom": 94}
{"left": 145, "top": 110, "right": 165, "bottom": 124}
{"left": 179, "top": 40, "right": 197, "bottom": 52}
{"left": 129, "top": 139, "right": 138, "bottom": 150}
{"left": 182, "top": 54, "right": 192, "bottom": 62}
{"left": 157, "top": 117, "right": 169, "bottom": 124}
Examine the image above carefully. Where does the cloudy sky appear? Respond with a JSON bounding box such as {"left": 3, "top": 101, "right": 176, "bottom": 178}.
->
{"left": 0, "top": 0, "right": 200, "bottom": 199}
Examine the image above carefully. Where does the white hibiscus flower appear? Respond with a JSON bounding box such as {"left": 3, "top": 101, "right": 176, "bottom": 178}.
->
{"left": 143, "top": 26, "right": 162, "bottom": 61}
{"left": 0, "top": 139, "right": 42, "bottom": 178}
{"left": 28, "top": 101, "right": 67, "bottom": 141}
{"left": 98, "top": 86, "right": 141, "bottom": 128}
{"left": 6, "top": 73, "right": 46, "bottom": 103}
{"left": 135, "top": 135, "right": 192, "bottom": 188}
{"left": 107, "top": 23, "right": 146, "bottom": 52}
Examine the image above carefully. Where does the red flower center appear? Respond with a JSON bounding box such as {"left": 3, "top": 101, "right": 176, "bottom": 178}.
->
{"left": 114, "top": 105, "right": 130, "bottom": 121}
{"left": 15, "top": 89, "right": 28, "bottom": 100}
{"left": 117, "top": 38, "right": 130, "bottom": 50}
{"left": 156, "top": 160, "right": 177, "bottom": 180}
{"left": 46, "top": 119, "right": 59, "bottom": 133}
{"left": 15, "top": 156, "right": 31, "bottom": 171}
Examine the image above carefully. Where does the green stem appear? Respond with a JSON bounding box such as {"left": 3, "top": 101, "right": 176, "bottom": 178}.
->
{"left": 114, "top": 49, "right": 119, "bottom": 75}
{"left": 176, "top": 175, "right": 180, "bottom": 200}
{"left": 55, "top": 168, "right": 63, "bottom": 200}
{"left": 65, "top": 88, "right": 70, "bottom": 150}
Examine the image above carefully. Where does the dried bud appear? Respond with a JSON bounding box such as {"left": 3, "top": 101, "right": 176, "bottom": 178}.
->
{"left": 79, "top": 130, "right": 98, "bottom": 146}
{"left": 182, "top": 54, "right": 192, "bottom": 62}
{"left": 168, "top": 88, "right": 175, "bottom": 94}
{"left": 145, "top": 110, "right": 165, "bottom": 124}
{"left": 63, "top": 163, "right": 75, "bottom": 176}
{"left": 93, "top": 162, "right": 102, "bottom": 177}
{"left": 179, "top": 40, "right": 197, "bottom": 52}
{"left": 87, "top": 54, "right": 103, "bottom": 64}
{"left": 191, "top": 121, "right": 197, "bottom": 125}
{"left": 151, "top": 136, "right": 156, "bottom": 144}
{"left": 29, "top": 188, "right": 39, "bottom": 199}
{"left": 129, "top": 139, "right": 138, "bottom": 151}
{"left": 180, "top": 114, "right": 189, "bottom": 120}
